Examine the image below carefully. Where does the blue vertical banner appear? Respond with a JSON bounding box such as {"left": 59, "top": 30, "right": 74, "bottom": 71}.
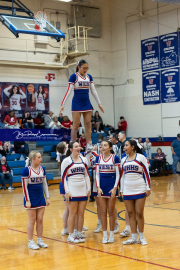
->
{"left": 161, "top": 68, "right": 180, "bottom": 103}
{"left": 160, "top": 32, "right": 179, "bottom": 68}
{"left": 141, "top": 37, "right": 159, "bottom": 72}
{"left": 142, "top": 71, "right": 160, "bottom": 105}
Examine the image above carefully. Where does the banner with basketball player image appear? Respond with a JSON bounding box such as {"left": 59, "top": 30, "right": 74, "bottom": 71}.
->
{"left": 141, "top": 37, "right": 159, "bottom": 72}
{"left": 161, "top": 68, "right": 180, "bottom": 103}
{"left": 142, "top": 71, "right": 161, "bottom": 105}
{"left": 160, "top": 32, "right": 179, "bottom": 69}
{"left": 0, "top": 82, "right": 49, "bottom": 122}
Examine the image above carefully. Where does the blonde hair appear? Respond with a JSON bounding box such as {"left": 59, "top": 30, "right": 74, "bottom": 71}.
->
{"left": 29, "top": 151, "right": 40, "bottom": 163}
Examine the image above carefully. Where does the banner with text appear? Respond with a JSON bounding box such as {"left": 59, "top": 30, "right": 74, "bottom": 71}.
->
{"left": 161, "top": 68, "right": 180, "bottom": 103}
{"left": 142, "top": 71, "right": 160, "bottom": 105}
{"left": 141, "top": 37, "right": 159, "bottom": 72}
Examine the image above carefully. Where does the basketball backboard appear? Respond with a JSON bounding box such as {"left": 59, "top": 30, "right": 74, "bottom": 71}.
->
{"left": 1, "top": 15, "right": 65, "bottom": 40}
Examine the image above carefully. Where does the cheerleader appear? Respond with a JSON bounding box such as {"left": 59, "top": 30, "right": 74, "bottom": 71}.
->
{"left": 120, "top": 140, "right": 151, "bottom": 245}
{"left": 32, "top": 85, "right": 46, "bottom": 111}
{"left": 95, "top": 141, "right": 120, "bottom": 244}
{"left": 3, "top": 85, "right": 26, "bottom": 110}
{"left": 21, "top": 151, "right": 50, "bottom": 250}
{"left": 60, "top": 59, "right": 104, "bottom": 143}
{"left": 61, "top": 142, "right": 91, "bottom": 243}
{"left": 56, "top": 142, "right": 69, "bottom": 236}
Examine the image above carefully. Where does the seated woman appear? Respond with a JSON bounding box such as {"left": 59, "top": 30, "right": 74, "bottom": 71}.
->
{"left": 151, "top": 148, "right": 166, "bottom": 173}
{"left": 49, "top": 116, "right": 62, "bottom": 129}
{"left": 62, "top": 116, "right": 72, "bottom": 130}
{"left": 34, "top": 113, "right": 45, "bottom": 129}
{"left": 94, "top": 111, "right": 104, "bottom": 133}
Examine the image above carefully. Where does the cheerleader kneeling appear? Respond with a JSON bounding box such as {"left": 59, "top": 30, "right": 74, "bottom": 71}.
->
{"left": 61, "top": 142, "right": 91, "bottom": 243}
{"left": 21, "top": 151, "right": 50, "bottom": 250}
{"left": 120, "top": 140, "right": 151, "bottom": 245}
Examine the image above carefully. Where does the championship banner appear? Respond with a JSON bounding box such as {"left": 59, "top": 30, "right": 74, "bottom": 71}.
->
{"left": 0, "top": 82, "right": 49, "bottom": 122}
{"left": 161, "top": 68, "right": 180, "bottom": 103}
{"left": 142, "top": 71, "right": 160, "bottom": 105}
{"left": 160, "top": 32, "right": 179, "bottom": 68}
{"left": 141, "top": 37, "right": 159, "bottom": 72}
{"left": 0, "top": 129, "right": 71, "bottom": 141}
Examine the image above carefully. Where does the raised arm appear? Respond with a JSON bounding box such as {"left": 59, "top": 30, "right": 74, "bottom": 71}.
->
{"left": 3, "top": 85, "right": 11, "bottom": 97}
{"left": 19, "top": 89, "right": 26, "bottom": 99}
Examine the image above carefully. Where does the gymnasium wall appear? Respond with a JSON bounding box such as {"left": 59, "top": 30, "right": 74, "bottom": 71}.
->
{"left": 0, "top": 0, "right": 114, "bottom": 126}
{"left": 111, "top": 0, "right": 180, "bottom": 163}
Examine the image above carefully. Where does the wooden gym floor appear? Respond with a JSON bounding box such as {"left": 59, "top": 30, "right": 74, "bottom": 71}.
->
{"left": 1, "top": 174, "right": 180, "bottom": 270}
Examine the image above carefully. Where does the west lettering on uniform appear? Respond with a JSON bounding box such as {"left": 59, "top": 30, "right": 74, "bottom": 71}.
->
{"left": 124, "top": 165, "right": 138, "bottom": 172}
{"left": 99, "top": 165, "right": 114, "bottom": 170}
{"left": 30, "top": 177, "right": 43, "bottom": 183}
{"left": 71, "top": 167, "right": 85, "bottom": 173}
{"left": 78, "top": 82, "right": 90, "bottom": 87}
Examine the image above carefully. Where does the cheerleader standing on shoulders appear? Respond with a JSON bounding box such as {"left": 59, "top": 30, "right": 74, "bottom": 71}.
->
{"left": 95, "top": 141, "right": 120, "bottom": 244}
{"left": 120, "top": 140, "right": 151, "bottom": 245}
{"left": 21, "top": 151, "right": 50, "bottom": 250}
{"left": 60, "top": 59, "right": 104, "bottom": 144}
{"left": 61, "top": 142, "right": 91, "bottom": 243}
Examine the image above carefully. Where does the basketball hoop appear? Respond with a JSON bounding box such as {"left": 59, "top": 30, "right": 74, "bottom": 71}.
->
{"left": 33, "top": 11, "right": 47, "bottom": 31}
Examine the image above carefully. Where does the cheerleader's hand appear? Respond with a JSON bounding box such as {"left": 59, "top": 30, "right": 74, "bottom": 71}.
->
{"left": 26, "top": 201, "right": 31, "bottom": 208}
{"left": 109, "top": 187, "right": 117, "bottom": 199}
{"left": 146, "top": 190, "right": 151, "bottom": 197}
{"left": 60, "top": 106, "right": 64, "bottom": 113}
{"left": 46, "top": 198, "right": 50, "bottom": 206}
{"left": 120, "top": 192, "right": 123, "bottom": 197}
{"left": 98, "top": 187, "right": 103, "bottom": 197}
{"left": 65, "top": 193, "right": 72, "bottom": 202}
{"left": 98, "top": 104, "right": 104, "bottom": 113}
{"left": 87, "top": 191, "right": 91, "bottom": 198}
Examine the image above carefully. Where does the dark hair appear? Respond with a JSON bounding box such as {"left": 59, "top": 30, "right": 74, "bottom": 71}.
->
{"left": 138, "top": 137, "right": 142, "bottom": 140}
{"left": 36, "top": 112, "right": 43, "bottom": 119}
{"left": 102, "top": 140, "right": 114, "bottom": 154}
{"left": 9, "top": 85, "right": 20, "bottom": 98}
{"left": 157, "top": 148, "right": 162, "bottom": 153}
{"left": 37, "top": 85, "right": 45, "bottom": 98}
{"left": 66, "top": 141, "right": 75, "bottom": 157}
{"left": 127, "top": 139, "right": 143, "bottom": 154}
{"left": 57, "top": 142, "right": 66, "bottom": 167}
{"left": 112, "top": 133, "right": 118, "bottom": 140}
{"left": 76, "top": 59, "right": 88, "bottom": 72}
{"left": 9, "top": 110, "right": 15, "bottom": 116}
{"left": 97, "top": 134, "right": 104, "bottom": 142}
{"left": 120, "top": 116, "right": 124, "bottom": 120}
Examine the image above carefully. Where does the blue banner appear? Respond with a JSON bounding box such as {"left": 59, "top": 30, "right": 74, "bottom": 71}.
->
{"left": 160, "top": 32, "right": 179, "bottom": 68}
{"left": 161, "top": 68, "right": 180, "bottom": 103}
{"left": 141, "top": 37, "right": 159, "bottom": 72}
{"left": 0, "top": 129, "right": 71, "bottom": 141}
{"left": 142, "top": 71, "right": 160, "bottom": 105}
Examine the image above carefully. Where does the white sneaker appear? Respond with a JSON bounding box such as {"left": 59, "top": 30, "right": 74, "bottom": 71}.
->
{"left": 28, "top": 240, "right": 40, "bottom": 250}
{"left": 108, "top": 235, "right": 114, "bottom": 243}
{"left": 120, "top": 229, "right": 130, "bottom": 238}
{"left": 114, "top": 223, "right": 120, "bottom": 234}
{"left": 101, "top": 130, "right": 104, "bottom": 133}
{"left": 37, "top": 239, "right": 48, "bottom": 248}
{"left": 67, "top": 235, "right": 79, "bottom": 243}
{"left": 76, "top": 233, "right": 85, "bottom": 243}
{"left": 82, "top": 226, "right": 88, "bottom": 231}
{"left": 102, "top": 235, "right": 108, "bottom": 244}
{"left": 80, "top": 232, "right": 87, "bottom": 238}
{"left": 62, "top": 228, "right": 69, "bottom": 235}
{"left": 97, "top": 131, "right": 100, "bottom": 133}
{"left": 94, "top": 223, "right": 102, "bottom": 233}
{"left": 8, "top": 186, "right": 15, "bottom": 190}
{"left": 123, "top": 237, "right": 139, "bottom": 245}
{"left": 140, "top": 237, "right": 147, "bottom": 245}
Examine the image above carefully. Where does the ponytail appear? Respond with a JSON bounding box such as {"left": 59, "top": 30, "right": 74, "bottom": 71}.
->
{"left": 76, "top": 59, "right": 88, "bottom": 72}
{"left": 65, "top": 141, "right": 75, "bottom": 157}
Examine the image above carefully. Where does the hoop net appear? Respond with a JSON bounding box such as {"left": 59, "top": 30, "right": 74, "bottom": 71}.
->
{"left": 33, "top": 11, "right": 47, "bottom": 31}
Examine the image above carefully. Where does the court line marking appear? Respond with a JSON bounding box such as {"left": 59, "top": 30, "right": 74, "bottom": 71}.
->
{"left": 7, "top": 228, "right": 180, "bottom": 270}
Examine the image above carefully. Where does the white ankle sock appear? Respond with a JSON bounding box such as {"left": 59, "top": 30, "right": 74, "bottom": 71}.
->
{"left": 98, "top": 219, "right": 101, "bottom": 224}
{"left": 69, "top": 233, "right": 73, "bottom": 237}
{"left": 103, "top": 230, "right": 108, "bottom": 237}
{"left": 125, "top": 225, "right": 130, "bottom": 231}
{"left": 132, "top": 233, "right": 138, "bottom": 240}
{"left": 115, "top": 219, "right": 119, "bottom": 225}
{"left": 29, "top": 239, "right": 34, "bottom": 243}
{"left": 110, "top": 231, "right": 114, "bottom": 237}
{"left": 139, "top": 232, "right": 144, "bottom": 239}
{"left": 37, "top": 238, "right": 41, "bottom": 242}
